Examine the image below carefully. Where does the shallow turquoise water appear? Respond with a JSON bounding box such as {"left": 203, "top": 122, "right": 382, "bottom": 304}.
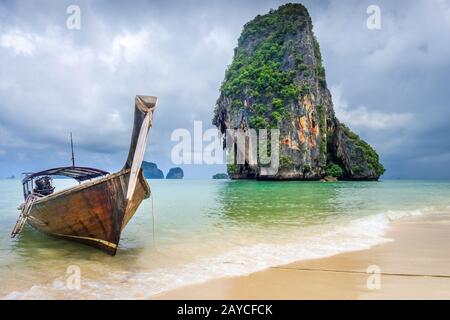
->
{"left": 0, "top": 179, "right": 449, "bottom": 299}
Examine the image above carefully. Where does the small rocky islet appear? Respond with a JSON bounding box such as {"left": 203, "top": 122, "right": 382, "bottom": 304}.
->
{"left": 213, "top": 3, "right": 385, "bottom": 181}
{"left": 213, "top": 173, "right": 229, "bottom": 180}
{"left": 166, "top": 167, "right": 184, "bottom": 179}
{"left": 142, "top": 161, "right": 164, "bottom": 179}
{"left": 142, "top": 161, "right": 184, "bottom": 179}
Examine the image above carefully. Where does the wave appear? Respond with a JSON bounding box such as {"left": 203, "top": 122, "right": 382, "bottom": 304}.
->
{"left": 4, "top": 208, "right": 428, "bottom": 299}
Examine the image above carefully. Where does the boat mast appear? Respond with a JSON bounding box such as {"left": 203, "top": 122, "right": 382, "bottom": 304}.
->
{"left": 70, "top": 132, "right": 75, "bottom": 168}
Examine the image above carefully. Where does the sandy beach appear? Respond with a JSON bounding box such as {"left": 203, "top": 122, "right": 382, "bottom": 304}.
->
{"left": 155, "top": 213, "right": 450, "bottom": 299}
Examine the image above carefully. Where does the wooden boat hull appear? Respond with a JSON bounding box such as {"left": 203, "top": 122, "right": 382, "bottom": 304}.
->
{"left": 26, "top": 169, "right": 150, "bottom": 255}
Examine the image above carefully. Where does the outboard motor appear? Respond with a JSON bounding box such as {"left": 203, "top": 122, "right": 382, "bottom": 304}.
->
{"left": 34, "top": 176, "right": 55, "bottom": 196}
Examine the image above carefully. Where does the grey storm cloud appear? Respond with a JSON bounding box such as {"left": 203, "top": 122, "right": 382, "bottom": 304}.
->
{"left": 0, "top": 0, "right": 449, "bottom": 178}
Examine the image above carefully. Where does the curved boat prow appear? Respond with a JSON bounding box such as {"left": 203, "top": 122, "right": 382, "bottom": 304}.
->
{"left": 124, "top": 96, "right": 158, "bottom": 200}
{"left": 124, "top": 95, "right": 158, "bottom": 170}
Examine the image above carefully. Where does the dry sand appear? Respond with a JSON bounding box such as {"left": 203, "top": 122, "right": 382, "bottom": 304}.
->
{"left": 154, "top": 214, "right": 450, "bottom": 299}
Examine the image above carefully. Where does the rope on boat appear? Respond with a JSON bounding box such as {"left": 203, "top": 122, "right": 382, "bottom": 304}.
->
{"left": 151, "top": 191, "right": 156, "bottom": 245}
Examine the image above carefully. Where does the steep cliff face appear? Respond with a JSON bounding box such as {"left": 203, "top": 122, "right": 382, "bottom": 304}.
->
{"left": 213, "top": 3, "right": 384, "bottom": 180}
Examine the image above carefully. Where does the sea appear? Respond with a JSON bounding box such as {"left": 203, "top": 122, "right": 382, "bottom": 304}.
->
{"left": 1, "top": 178, "right": 449, "bottom": 299}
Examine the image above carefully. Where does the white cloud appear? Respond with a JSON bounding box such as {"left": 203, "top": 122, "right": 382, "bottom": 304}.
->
{"left": 0, "top": 29, "right": 37, "bottom": 56}
{"left": 0, "top": 27, "right": 131, "bottom": 153}
{"left": 99, "top": 30, "right": 152, "bottom": 72}
{"left": 316, "top": 0, "right": 450, "bottom": 73}
{"left": 331, "top": 84, "right": 414, "bottom": 130}
{"left": 204, "top": 27, "right": 235, "bottom": 54}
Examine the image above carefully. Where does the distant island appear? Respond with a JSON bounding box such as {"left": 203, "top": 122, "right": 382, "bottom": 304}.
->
{"left": 142, "top": 161, "right": 164, "bottom": 179}
{"left": 141, "top": 162, "right": 184, "bottom": 179}
{"left": 213, "top": 4, "right": 384, "bottom": 181}
{"left": 6, "top": 175, "right": 15, "bottom": 179}
{"left": 213, "top": 173, "right": 229, "bottom": 179}
{"left": 166, "top": 167, "right": 184, "bottom": 179}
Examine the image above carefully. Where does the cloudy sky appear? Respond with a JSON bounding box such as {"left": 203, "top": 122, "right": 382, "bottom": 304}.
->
{"left": 0, "top": 0, "right": 449, "bottom": 179}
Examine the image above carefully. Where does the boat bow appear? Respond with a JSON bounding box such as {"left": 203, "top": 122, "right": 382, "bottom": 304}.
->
{"left": 125, "top": 95, "right": 157, "bottom": 200}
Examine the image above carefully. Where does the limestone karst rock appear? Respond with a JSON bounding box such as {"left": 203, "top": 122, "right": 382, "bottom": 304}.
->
{"left": 213, "top": 3, "right": 384, "bottom": 180}
{"left": 166, "top": 167, "right": 184, "bottom": 179}
{"left": 142, "top": 161, "right": 164, "bottom": 179}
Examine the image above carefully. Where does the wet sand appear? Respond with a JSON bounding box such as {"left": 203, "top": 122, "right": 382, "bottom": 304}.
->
{"left": 154, "top": 214, "right": 450, "bottom": 299}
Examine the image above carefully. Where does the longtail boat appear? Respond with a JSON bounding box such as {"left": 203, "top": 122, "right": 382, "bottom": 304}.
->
{"left": 11, "top": 95, "right": 157, "bottom": 255}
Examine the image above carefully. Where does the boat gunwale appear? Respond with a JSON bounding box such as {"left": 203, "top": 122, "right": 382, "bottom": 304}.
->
{"left": 25, "top": 168, "right": 150, "bottom": 207}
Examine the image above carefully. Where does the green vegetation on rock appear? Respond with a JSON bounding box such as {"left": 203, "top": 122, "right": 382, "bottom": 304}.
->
{"left": 216, "top": 4, "right": 313, "bottom": 130}
{"left": 280, "top": 155, "right": 294, "bottom": 168}
{"left": 326, "top": 164, "right": 343, "bottom": 178}
{"left": 299, "top": 81, "right": 310, "bottom": 96}
{"left": 313, "top": 35, "right": 327, "bottom": 88}
{"left": 340, "top": 124, "right": 385, "bottom": 176}
{"left": 213, "top": 173, "right": 229, "bottom": 179}
{"left": 227, "top": 164, "right": 237, "bottom": 174}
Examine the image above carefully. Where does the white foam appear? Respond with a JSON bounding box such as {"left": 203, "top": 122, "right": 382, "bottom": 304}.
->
{"left": 385, "top": 209, "right": 424, "bottom": 220}
{"left": 4, "top": 208, "right": 426, "bottom": 300}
